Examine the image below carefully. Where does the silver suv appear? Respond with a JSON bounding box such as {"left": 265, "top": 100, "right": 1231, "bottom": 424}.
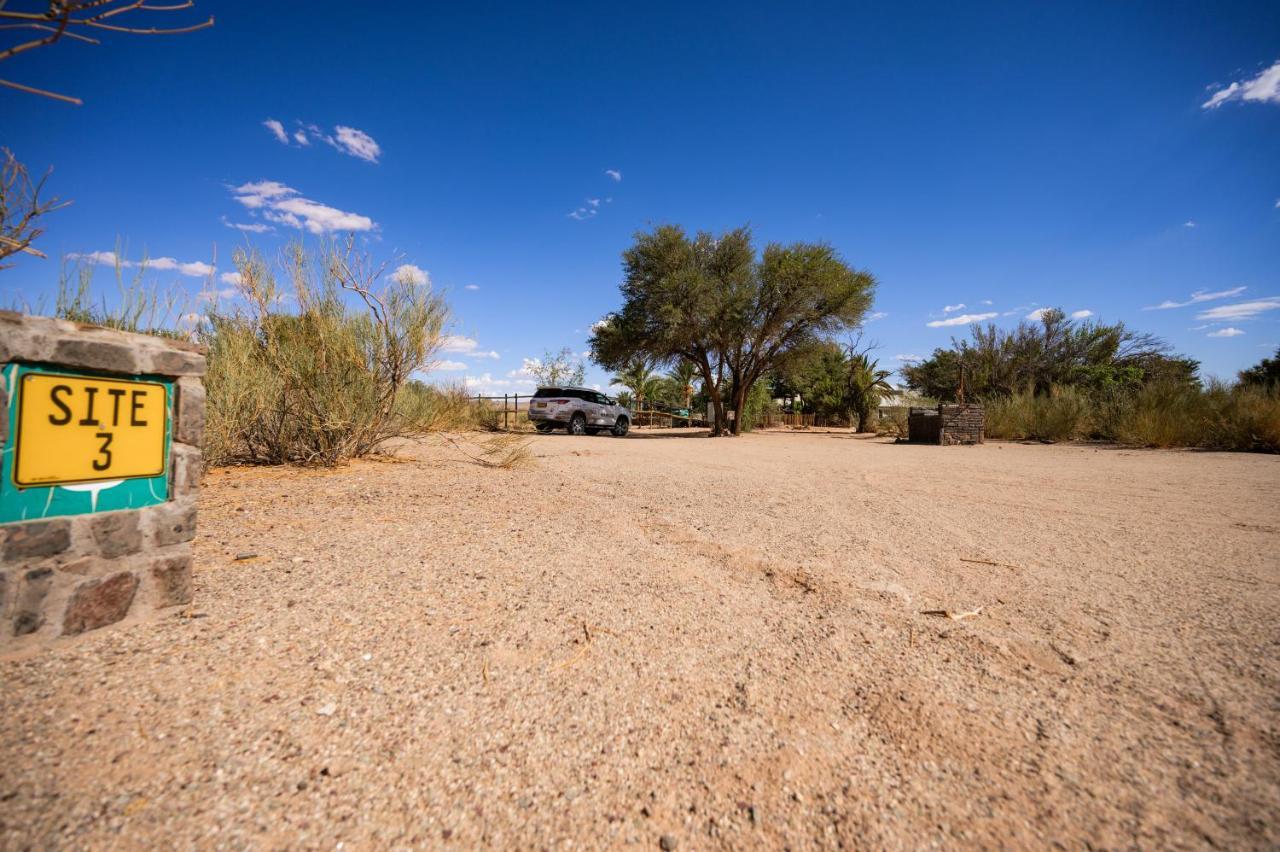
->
{"left": 528, "top": 387, "right": 631, "bottom": 436}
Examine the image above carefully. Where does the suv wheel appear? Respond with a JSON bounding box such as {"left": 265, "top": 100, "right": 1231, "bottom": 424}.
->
{"left": 611, "top": 417, "right": 630, "bottom": 437}
{"left": 568, "top": 413, "right": 587, "bottom": 435}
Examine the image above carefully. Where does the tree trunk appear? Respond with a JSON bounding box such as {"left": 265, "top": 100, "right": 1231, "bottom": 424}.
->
{"left": 731, "top": 381, "right": 746, "bottom": 435}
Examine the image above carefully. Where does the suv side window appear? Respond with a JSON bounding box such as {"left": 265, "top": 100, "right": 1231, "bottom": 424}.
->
{"left": 592, "top": 393, "right": 610, "bottom": 405}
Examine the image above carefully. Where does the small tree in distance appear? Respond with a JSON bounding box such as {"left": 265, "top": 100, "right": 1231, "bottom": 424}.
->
{"left": 527, "top": 347, "right": 585, "bottom": 387}
{"left": 1239, "top": 347, "right": 1280, "bottom": 389}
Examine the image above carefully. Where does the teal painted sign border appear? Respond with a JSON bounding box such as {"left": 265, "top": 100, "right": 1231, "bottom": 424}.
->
{"left": 0, "top": 362, "right": 172, "bottom": 524}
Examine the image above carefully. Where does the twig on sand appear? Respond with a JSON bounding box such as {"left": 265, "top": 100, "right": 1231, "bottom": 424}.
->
{"left": 960, "top": 557, "right": 1021, "bottom": 571}
{"left": 551, "top": 620, "right": 619, "bottom": 671}
{"left": 440, "top": 433, "right": 533, "bottom": 469}
{"left": 920, "top": 606, "right": 984, "bottom": 621}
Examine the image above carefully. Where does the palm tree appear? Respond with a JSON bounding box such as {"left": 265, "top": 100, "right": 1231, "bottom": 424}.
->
{"left": 846, "top": 352, "right": 894, "bottom": 432}
{"left": 612, "top": 358, "right": 659, "bottom": 413}
{"left": 667, "top": 360, "right": 698, "bottom": 414}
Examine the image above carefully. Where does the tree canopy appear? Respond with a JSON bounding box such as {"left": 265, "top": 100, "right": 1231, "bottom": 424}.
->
{"left": 901, "top": 309, "right": 1198, "bottom": 401}
{"left": 1239, "top": 347, "right": 1280, "bottom": 388}
{"left": 590, "top": 225, "right": 876, "bottom": 434}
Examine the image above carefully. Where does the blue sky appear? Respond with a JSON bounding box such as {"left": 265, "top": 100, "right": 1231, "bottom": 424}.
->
{"left": 3, "top": 1, "right": 1278, "bottom": 392}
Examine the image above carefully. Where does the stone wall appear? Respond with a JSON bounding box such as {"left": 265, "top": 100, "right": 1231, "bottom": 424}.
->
{"left": 0, "top": 313, "right": 205, "bottom": 649}
{"left": 939, "top": 403, "right": 985, "bottom": 445}
{"left": 908, "top": 404, "right": 985, "bottom": 444}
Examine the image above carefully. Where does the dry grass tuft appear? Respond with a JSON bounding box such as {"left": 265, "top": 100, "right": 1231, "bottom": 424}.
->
{"left": 441, "top": 433, "right": 535, "bottom": 469}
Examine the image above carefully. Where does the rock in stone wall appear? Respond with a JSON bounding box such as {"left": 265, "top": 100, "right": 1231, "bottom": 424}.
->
{"left": 0, "top": 313, "right": 205, "bottom": 649}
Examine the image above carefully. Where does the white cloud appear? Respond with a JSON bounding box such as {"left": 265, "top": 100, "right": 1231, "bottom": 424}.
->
{"left": 1025, "top": 308, "right": 1049, "bottom": 321}
{"left": 391, "top": 263, "right": 430, "bottom": 286}
{"left": 1145, "top": 286, "right": 1247, "bottom": 310}
{"left": 865, "top": 311, "right": 888, "bottom": 322}
{"left": 219, "top": 272, "right": 242, "bottom": 285}
{"left": 1202, "top": 60, "right": 1280, "bottom": 109}
{"left": 1184, "top": 221, "right": 1197, "bottom": 228}
{"left": 258, "top": 122, "right": 381, "bottom": 162}
{"left": 69, "top": 250, "right": 212, "bottom": 277}
{"left": 429, "top": 359, "right": 468, "bottom": 371}
{"left": 894, "top": 354, "right": 923, "bottom": 362}
{"left": 147, "top": 257, "right": 214, "bottom": 277}
{"left": 199, "top": 286, "right": 239, "bottom": 303}
{"left": 1208, "top": 327, "right": 1246, "bottom": 337}
{"left": 980, "top": 299, "right": 993, "bottom": 306}
{"left": 441, "top": 335, "right": 500, "bottom": 358}
{"left": 508, "top": 358, "right": 539, "bottom": 379}
{"left": 927, "top": 312, "right": 997, "bottom": 328}
{"left": 332, "top": 126, "right": 381, "bottom": 163}
{"left": 605, "top": 169, "right": 622, "bottom": 181}
{"left": 1196, "top": 297, "right": 1280, "bottom": 322}
{"left": 464, "top": 373, "right": 535, "bottom": 394}
{"left": 943, "top": 303, "right": 966, "bottom": 313}
{"left": 69, "top": 250, "right": 118, "bottom": 266}
{"left": 262, "top": 118, "right": 287, "bottom": 144}
{"left": 464, "top": 284, "right": 480, "bottom": 291}
{"left": 1070, "top": 309, "right": 1093, "bottom": 319}
{"left": 589, "top": 319, "right": 610, "bottom": 333}
{"left": 232, "top": 181, "right": 376, "bottom": 234}
{"left": 221, "top": 215, "right": 273, "bottom": 234}
{"left": 568, "top": 201, "right": 599, "bottom": 220}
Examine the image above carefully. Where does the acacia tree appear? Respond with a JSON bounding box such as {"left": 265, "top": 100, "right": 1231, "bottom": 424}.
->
{"left": 720, "top": 241, "right": 876, "bottom": 433}
{"left": 591, "top": 225, "right": 754, "bottom": 435}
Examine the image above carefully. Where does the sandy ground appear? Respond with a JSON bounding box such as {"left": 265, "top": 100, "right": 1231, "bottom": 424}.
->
{"left": 2, "top": 429, "right": 1278, "bottom": 849}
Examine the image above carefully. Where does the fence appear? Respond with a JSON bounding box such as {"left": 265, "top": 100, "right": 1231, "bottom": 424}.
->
{"left": 473, "top": 394, "right": 529, "bottom": 431}
{"left": 760, "top": 412, "right": 825, "bottom": 428}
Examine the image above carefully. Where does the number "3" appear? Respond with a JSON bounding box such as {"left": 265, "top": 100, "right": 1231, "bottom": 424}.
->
{"left": 93, "top": 431, "right": 113, "bottom": 471}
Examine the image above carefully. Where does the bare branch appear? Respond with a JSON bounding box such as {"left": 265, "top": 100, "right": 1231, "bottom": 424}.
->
{"left": 0, "top": 1, "right": 212, "bottom": 104}
{"left": 0, "top": 76, "right": 81, "bottom": 102}
{"left": 0, "top": 147, "right": 69, "bottom": 269}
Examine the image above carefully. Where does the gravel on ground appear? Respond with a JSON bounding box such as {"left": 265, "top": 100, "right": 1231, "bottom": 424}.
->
{"left": 3, "top": 430, "right": 1278, "bottom": 848}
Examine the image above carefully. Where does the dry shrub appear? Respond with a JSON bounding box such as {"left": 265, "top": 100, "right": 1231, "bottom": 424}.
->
{"left": 1115, "top": 381, "right": 1280, "bottom": 452}
{"left": 985, "top": 386, "right": 1091, "bottom": 442}
{"left": 202, "top": 241, "right": 449, "bottom": 466}
{"left": 477, "top": 433, "right": 534, "bottom": 468}
{"left": 395, "top": 381, "right": 486, "bottom": 432}
{"left": 876, "top": 407, "right": 908, "bottom": 437}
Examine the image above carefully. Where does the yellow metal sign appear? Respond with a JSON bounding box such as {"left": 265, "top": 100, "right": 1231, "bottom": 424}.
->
{"left": 13, "top": 372, "right": 168, "bottom": 487}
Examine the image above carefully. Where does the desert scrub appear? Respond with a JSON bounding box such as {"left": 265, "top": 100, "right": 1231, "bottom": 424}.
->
{"left": 395, "top": 381, "right": 489, "bottom": 433}
{"left": 984, "top": 386, "right": 1092, "bottom": 442}
{"left": 1115, "top": 381, "right": 1280, "bottom": 452}
{"left": 202, "top": 240, "right": 449, "bottom": 466}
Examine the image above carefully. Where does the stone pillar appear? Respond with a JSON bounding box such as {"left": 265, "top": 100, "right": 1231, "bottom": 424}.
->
{"left": 0, "top": 312, "right": 206, "bottom": 649}
{"left": 939, "top": 404, "right": 985, "bottom": 445}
